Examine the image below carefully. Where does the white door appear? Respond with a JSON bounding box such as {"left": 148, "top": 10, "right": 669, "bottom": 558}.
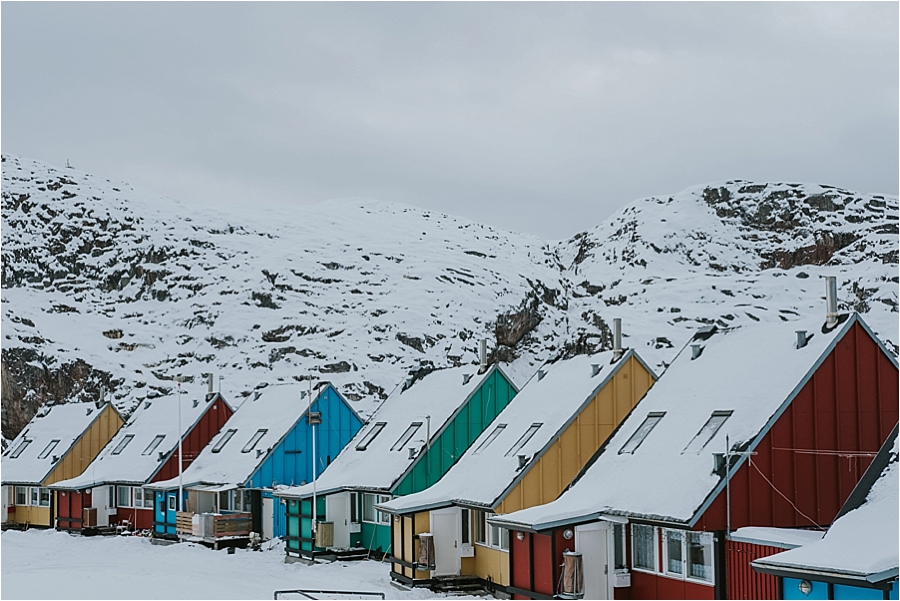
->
{"left": 431, "top": 508, "right": 460, "bottom": 577}
{"left": 2, "top": 486, "right": 8, "bottom": 523}
{"left": 576, "top": 523, "right": 611, "bottom": 600}
{"left": 95, "top": 486, "right": 111, "bottom": 527}
{"left": 326, "top": 492, "right": 350, "bottom": 548}
{"left": 262, "top": 497, "right": 274, "bottom": 540}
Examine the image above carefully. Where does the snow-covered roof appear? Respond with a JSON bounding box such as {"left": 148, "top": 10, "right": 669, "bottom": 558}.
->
{"left": 490, "top": 314, "right": 887, "bottom": 531}
{"left": 729, "top": 527, "right": 825, "bottom": 550}
{"left": 275, "top": 365, "right": 509, "bottom": 499}
{"left": 378, "top": 350, "right": 649, "bottom": 514}
{"left": 752, "top": 435, "right": 898, "bottom": 584}
{"left": 149, "top": 384, "right": 325, "bottom": 490}
{"left": 50, "top": 392, "right": 230, "bottom": 489}
{"left": 1, "top": 402, "right": 119, "bottom": 486}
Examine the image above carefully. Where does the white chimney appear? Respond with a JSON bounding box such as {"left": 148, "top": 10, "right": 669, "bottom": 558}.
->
{"left": 613, "top": 318, "right": 623, "bottom": 361}
{"left": 825, "top": 276, "right": 839, "bottom": 328}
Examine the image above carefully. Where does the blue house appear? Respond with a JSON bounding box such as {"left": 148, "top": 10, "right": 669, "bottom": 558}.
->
{"left": 148, "top": 382, "right": 363, "bottom": 541}
{"left": 751, "top": 424, "right": 899, "bottom": 600}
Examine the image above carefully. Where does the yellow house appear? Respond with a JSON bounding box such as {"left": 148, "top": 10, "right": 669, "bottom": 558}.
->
{"left": 377, "top": 347, "right": 656, "bottom": 592}
{"left": 2, "top": 401, "right": 123, "bottom": 527}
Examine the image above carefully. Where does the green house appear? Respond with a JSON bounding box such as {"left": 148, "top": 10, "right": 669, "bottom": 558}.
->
{"left": 275, "top": 364, "right": 518, "bottom": 559}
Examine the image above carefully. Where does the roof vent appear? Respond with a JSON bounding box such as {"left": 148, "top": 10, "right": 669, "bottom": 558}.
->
{"left": 51, "top": 455, "right": 59, "bottom": 464}
{"left": 256, "top": 449, "right": 265, "bottom": 459}
{"left": 612, "top": 318, "right": 624, "bottom": 361}
{"left": 463, "top": 373, "right": 473, "bottom": 385}
{"left": 517, "top": 454, "right": 528, "bottom": 470}
{"left": 144, "top": 401, "right": 151, "bottom": 410}
{"left": 158, "top": 451, "right": 165, "bottom": 462}
{"left": 537, "top": 369, "right": 546, "bottom": 381}
{"left": 300, "top": 390, "right": 307, "bottom": 399}
{"left": 192, "top": 399, "right": 199, "bottom": 408}
{"left": 591, "top": 364, "right": 601, "bottom": 377}
{"left": 825, "top": 276, "right": 839, "bottom": 328}
{"left": 796, "top": 330, "right": 809, "bottom": 349}
{"left": 253, "top": 391, "right": 260, "bottom": 402}
{"left": 408, "top": 447, "right": 418, "bottom": 460}
{"left": 691, "top": 344, "right": 703, "bottom": 360}
{"left": 86, "top": 407, "right": 93, "bottom": 416}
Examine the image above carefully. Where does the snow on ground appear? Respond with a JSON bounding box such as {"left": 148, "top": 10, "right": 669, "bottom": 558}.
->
{"left": 0, "top": 529, "right": 471, "bottom": 600}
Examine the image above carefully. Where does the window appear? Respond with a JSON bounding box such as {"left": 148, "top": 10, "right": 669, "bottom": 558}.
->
{"left": 505, "top": 423, "right": 542, "bottom": 457}
{"left": 111, "top": 434, "right": 135, "bottom": 455}
{"left": 242, "top": 429, "right": 267, "bottom": 453}
{"left": 10, "top": 438, "right": 32, "bottom": 458}
{"left": 632, "top": 524, "right": 657, "bottom": 571}
{"left": 349, "top": 492, "right": 358, "bottom": 523}
{"left": 619, "top": 413, "right": 665, "bottom": 454}
{"left": 219, "top": 491, "right": 230, "bottom": 511}
{"left": 15, "top": 486, "right": 27, "bottom": 506}
{"left": 37, "top": 439, "right": 60, "bottom": 460}
{"left": 356, "top": 423, "right": 386, "bottom": 451}
{"left": 686, "top": 532, "right": 714, "bottom": 582}
{"left": 30, "top": 487, "right": 39, "bottom": 506}
{"left": 109, "top": 486, "right": 116, "bottom": 508}
{"left": 390, "top": 422, "right": 422, "bottom": 451}
{"left": 117, "top": 486, "right": 132, "bottom": 508}
{"left": 212, "top": 429, "right": 237, "bottom": 453}
{"left": 613, "top": 523, "right": 626, "bottom": 570}
{"left": 142, "top": 435, "right": 166, "bottom": 456}
{"left": 361, "top": 493, "right": 390, "bottom": 523}
{"left": 134, "top": 488, "right": 153, "bottom": 509}
{"left": 168, "top": 495, "right": 176, "bottom": 511}
{"left": 473, "top": 510, "right": 487, "bottom": 545}
{"left": 143, "top": 489, "right": 154, "bottom": 508}
{"left": 473, "top": 424, "right": 507, "bottom": 454}
{"left": 461, "top": 509, "right": 470, "bottom": 545}
{"left": 232, "top": 489, "right": 251, "bottom": 512}
{"left": 683, "top": 411, "right": 732, "bottom": 454}
{"left": 665, "top": 530, "right": 684, "bottom": 575}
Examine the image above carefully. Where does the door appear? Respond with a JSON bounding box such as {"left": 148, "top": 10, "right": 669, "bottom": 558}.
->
{"left": 431, "top": 508, "right": 460, "bottom": 577}
{"left": 262, "top": 497, "right": 274, "bottom": 540}
{"left": 576, "top": 523, "right": 611, "bottom": 600}
{"left": 326, "top": 493, "right": 350, "bottom": 549}
{"left": 154, "top": 491, "right": 167, "bottom": 534}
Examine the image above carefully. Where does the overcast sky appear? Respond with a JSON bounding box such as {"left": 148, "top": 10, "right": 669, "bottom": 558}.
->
{"left": 3, "top": 2, "right": 897, "bottom": 240}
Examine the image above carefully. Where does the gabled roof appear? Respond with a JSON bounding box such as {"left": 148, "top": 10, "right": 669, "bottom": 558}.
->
{"left": 2, "top": 402, "right": 121, "bottom": 486}
{"left": 378, "top": 350, "right": 651, "bottom": 515}
{"left": 50, "top": 391, "right": 230, "bottom": 490}
{"left": 149, "top": 383, "right": 349, "bottom": 490}
{"left": 275, "top": 365, "right": 512, "bottom": 499}
{"left": 751, "top": 427, "right": 898, "bottom": 586}
{"left": 490, "top": 314, "right": 894, "bottom": 532}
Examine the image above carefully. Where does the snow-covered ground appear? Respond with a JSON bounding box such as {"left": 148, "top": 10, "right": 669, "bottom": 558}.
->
{"left": 0, "top": 529, "right": 466, "bottom": 600}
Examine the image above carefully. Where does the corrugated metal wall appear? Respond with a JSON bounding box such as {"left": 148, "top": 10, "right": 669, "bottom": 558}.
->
{"left": 153, "top": 395, "right": 232, "bottom": 482}
{"left": 726, "top": 540, "right": 781, "bottom": 600}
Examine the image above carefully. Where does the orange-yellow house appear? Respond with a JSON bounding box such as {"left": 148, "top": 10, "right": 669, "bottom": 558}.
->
{"left": 377, "top": 347, "right": 656, "bottom": 593}
{"left": 2, "top": 402, "right": 123, "bottom": 527}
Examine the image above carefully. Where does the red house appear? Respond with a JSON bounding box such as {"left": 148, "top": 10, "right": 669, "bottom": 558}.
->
{"left": 491, "top": 307, "right": 898, "bottom": 600}
{"left": 52, "top": 387, "right": 232, "bottom": 532}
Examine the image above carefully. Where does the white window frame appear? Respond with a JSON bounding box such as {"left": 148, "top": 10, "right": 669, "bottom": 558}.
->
{"left": 117, "top": 485, "right": 132, "bottom": 508}
{"left": 111, "top": 434, "right": 135, "bottom": 455}
{"left": 474, "top": 510, "right": 509, "bottom": 552}
{"left": 39, "top": 487, "right": 51, "bottom": 507}
{"left": 460, "top": 508, "right": 471, "bottom": 547}
{"left": 660, "top": 528, "right": 715, "bottom": 585}
{"left": 30, "top": 487, "right": 39, "bottom": 506}
{"left": 390, "top": 422, "right": 422, "bottom": 452}
{"left": 109, "top": 485, "right": 116, "bottom": 508}
{"left": 682, "top": 411, "right": 732, "bottom": 454}
{"left": 241, "top": 429, "right": 267, "bottom": 453}
{"left": 356, "top": 423, "right": 386, "bottom": 451}
{"left": 37, "top": 439, "right": 60, "bottom": 460}
{"left": 631, "top": 523, "right": 658, "bottom": 574}
{"left": 473, "top": 424, "right": 507, "bottom": 455}
{"left": 168, "top": 495, "right": 176, "bottom": 511}
{"left": 619, "top": 412, "right": 665, "bottom": 454}
{"left": 15, "top": 486, "right": 27, "bottom": 506}
{"left": 142, "top": 435, "right": 166, "bottom": 456}
{"left": 212, "top": 429, "right": 237, "bottom": 453}
{"left": 613, "top": 523, "right": 627, "bottom": 572}
{"left": 473, "top": 509, "right": 487, "bottom": 545}
{"left": 663, "top": 529, "right": 685, "bottom": 577}
{"left": 10, "top": 438, "right": 32, "bottom": 458}
{"left": 361, "top": 492, "right": 391, "bottom": 524}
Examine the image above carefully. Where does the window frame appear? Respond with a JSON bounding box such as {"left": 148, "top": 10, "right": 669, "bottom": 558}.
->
{"left": 474, "top": 510, "right": 509, "bottom": 552}
{"left": 659, "top": 528, "right": 715, "bottom": 585}
{"left": 15, "top": 486, "right": 27, "bottom": 506}
{"left": 10, "top": 438, "right": 32, "bottom": 458}
{"left": 355, "top": 422, "right": 387, "bottom": 451}
{"left": 111, "top": 434, "right": 135, "bottom": 456}
{"left": 682, "top": 411, "right": 733, "bottom": 454}
{"left": 37, "top": 439, "right": 61, "bottom": 460}
{"left": 473, "top": 424, "right": 507, "bottom": 455}
{"left": 168, "top": 495, "right": 176, "bottom": 511}
{"left": 241, "top": 429, "right": 268, "bottom": 453}
{"left": 505, "top": 423, "right": 542, "bottom": 457}
{"left": 460, "top": 508, "right": 471, "bottom": 546}
{"left": 390, "top": 422, "right": 422, "bottom": 452}
{"left": 134, "top": 487, "right": 144, "bottom": 508}
{"left": 631, "top": 523, "right": 658, "bottom": 574}
{"left": 30, "top": 487, "right": 39, "bottom": 506}
{"left": 117, "top": 485, "right": 132, "bottom": 508}
{"left": 473, "top": 509, "right": 487, "bottom": 545}
{"left": 664, "top": 529, "right": 685, "bottom": 577}
{"left": 142, "top": 434, "right": 166, "bottom": 456}
{"left": 613, "top": 523, "right": 627, "bottom": 571}
{"left": 211, "top": 429, "right": 237, "bottom": 453}
{"left": 619, "top": 412, "right": 665, "bottom": 454}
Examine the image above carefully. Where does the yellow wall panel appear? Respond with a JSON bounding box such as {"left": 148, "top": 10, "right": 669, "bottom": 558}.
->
{"left": 413, "top": 511, "right": 431, "bottom": 580}
{"left": 472, "top": 544, "right": 510, "bottom": 586}
{"left": 45, "top": 405, "right": 122, "bottom": 485}
{"left": 14, "top": 505, "right": 50, "bottom": 527}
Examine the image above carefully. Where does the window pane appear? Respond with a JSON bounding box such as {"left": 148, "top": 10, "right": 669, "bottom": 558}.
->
{"left": 350, "top": 492, "right": 358, "bottom": 523}
{"left": 109, "top": 486, "right": 116, "bottom": 508}
{"left": 10, "top": 439, "right": 32, "bottom": 458}
{"left": 111, "top": 434, "right": 135, "bottom": 455}
{"left": 144, "top": 489, "right": 154, "bottom": 508}
{"left": 168, "top": 495, "right": 176, "bottom": 511}
{"left": 142, "top": 435, "right": 166, "bottom": 456}
{"left": 505, "top": 424, "right": 542, "bottom": 457}
{"left": 355, "top": 423, "right": 386, "bottom": 451}
{"left": 117, "top": 486, "right": 131, "bottom": 507}
{"left": 500, "top": 527, "right": 510, "bottom": 551}
{"left": 683, "top": 411, "right": 732, "bottom": 454}
{"left": 242, "top": 429, "right": 267, "bottom": 453}
{"left": 620, "top": 413, "right": 665, "bottom": 454}
{"left": 473, "top": 424, "right": 507, "bottom": 454}
{"left": 15, "top": 487, "right": 26, "bottom": 505}
{"left": 37, "top": 440, "right": 60, "bottom": 460}
{"left": 134, "top": 488, "right": 144, "bottom": 506}
{"left": 687, "top": 532, "right": 713, "bottom": 582}
{"left": 666, "top": 530, "right": 683, "bottom": 575}
{"left": 473, "top": 510, "right": 486, "bottom": 544}
{"left": 219, "top": 491, "right": 230, "bottom": 511}
{"left": 212, "top": 429, "right": 236, "bottom": 453}
{"left": 390, "top": 423, "right": 422, "bottom": 452}
{"left": 362, "top": 494, "right": 375, "bottom": 522}
{"left": 613, "top": 524, "right": 626, "bottom": 570}
{"left": 491, "top": 522, "right": 500, "bottom": 547}
{"left": 633, "top": 524, "right": 655, "bottom": 570}
{"left": 31, "top": 488, "right": 39, "bottom": 505}
{"left": 40, "top": 488, "right": 51, "bottom": 507}
{"left": 461, "top": 509, "right": 470, "bottom": 545}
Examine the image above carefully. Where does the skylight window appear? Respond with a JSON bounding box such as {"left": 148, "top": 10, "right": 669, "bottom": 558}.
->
{"left": 505, "top": 424, "right": 542, "bottom": 457}
{"left": 212, "top": 429, "right": 237, "bottom": 453}
{"left": 10, "top": 439, "right": 32, "bottom": 458}
{"left": 619, "top": 412, "right": 665, "bottom": 454}
{"left": 111, "top": 434, "right": 135, "bottom": 455}
{"left": 473, "top": 424, "right": 507, "bottom": 455}
{"left": 682, "top": 411, "right": 733, "bottom": 454}
{"left": 142, "top": 435, "right": 166, "bottom": 456}
{"left": 391, "top": 422, "right": 423, "bottom": 451}
{"left": 356, "top": 422, "right": 387, "bottom": 451}
{"left": 242, "top": 429, "right": 268, "bottom": 453}
{"left": 37, "top": 440, "right": 60, "bottom": 460}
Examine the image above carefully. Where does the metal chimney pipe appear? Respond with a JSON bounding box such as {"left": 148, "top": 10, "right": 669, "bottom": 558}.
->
{"left": 612, "top": 318, "right": 623, "bottom": 361}
{"left": 537, "top": 369, "right": 546, "bottom": 381}
{"left": 796, "top": 330, "right": 808, "bottom": 349}
{"left": 479, "top": 339, "right": 488, "bottom": 367}
{"left": 691, "top": 344, "right": 703, "bottom": 360}
{"left": 825, "top": 276, "right": 839, "bottom": 328}
{"left": 207, "top": 373, "right": 214, "bottom": 395}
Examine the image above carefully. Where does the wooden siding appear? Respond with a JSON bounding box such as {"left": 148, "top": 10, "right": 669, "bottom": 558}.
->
{"left": 695, "top": 321, "right": 899, "bottom": 532}
{"left": 12, "top": 505, "right": 51, "bottom": 527}
{"left": 473, "top": 544, "right": 510, "bottom": 587}
{"left": 153, "top": 396, "right": 233, "bottom": 482}
{"left": 393, "top": 369, "right": 518, "bottom": 496}
{"left": 498, "top": 355, "right": 655, "bottom": 514}
{"left": 44, "top": 404, "right": 123, "bottom": 486}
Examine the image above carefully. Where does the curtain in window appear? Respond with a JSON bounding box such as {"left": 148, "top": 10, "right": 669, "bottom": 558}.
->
{"left": 666, "top": 530, "right": 684, "bottom": 574}
{"left": 633, "top": 524, "right": 655, "bottom": 570}
{"left": 687, "top": 532, "right": 713, "bottom": 581}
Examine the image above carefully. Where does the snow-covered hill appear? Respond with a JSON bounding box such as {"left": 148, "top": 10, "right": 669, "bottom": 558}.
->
{"left": 2, "top": 155, "right": 896, "bottom": 438}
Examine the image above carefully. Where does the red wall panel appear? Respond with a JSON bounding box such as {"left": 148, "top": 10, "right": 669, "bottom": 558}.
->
{"left": 695, "top": 321, "right": 898, "bottom": 532}
{"left": 114, "top": 507, "right": 153, "bottom": 530}
{"left": 153, "top": 396, "right": 233, "bottom": 482}
{"left": 56, "top": 489, "right": 83, "bottom": 530}
{"left": 630, "top": 569, "right": 714, "bottom": 600}
{"left": 726, "top": 540, "right": 781, "bottom": 600}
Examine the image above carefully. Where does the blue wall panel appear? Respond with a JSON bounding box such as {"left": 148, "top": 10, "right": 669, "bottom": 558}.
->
{"left": 783, "top": 578, "right": 829, "bottom": 600}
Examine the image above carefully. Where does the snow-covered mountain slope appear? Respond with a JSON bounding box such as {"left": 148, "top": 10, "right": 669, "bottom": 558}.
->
{"left": 2, "top": 155, "right": 897, "bottom": 439}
